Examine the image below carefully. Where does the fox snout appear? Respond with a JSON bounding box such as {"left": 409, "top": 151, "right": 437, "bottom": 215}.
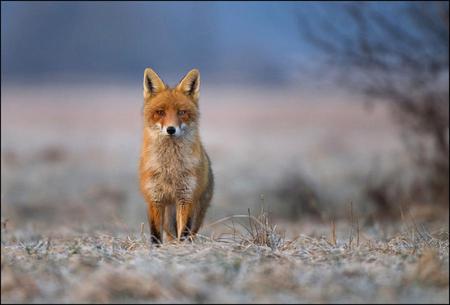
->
{"left": 166, "top": 126, "right": 176, "bottom": 135}
{"left": 164, "top": 125, "right": 183, "bottom": 137}
{"left": 156, "top": 123, "right": 186, "bottom": 137}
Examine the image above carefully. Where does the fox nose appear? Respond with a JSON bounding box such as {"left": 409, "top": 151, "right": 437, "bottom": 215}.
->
{"left": 166, "top": 126, "right": 176, "bottom": 135}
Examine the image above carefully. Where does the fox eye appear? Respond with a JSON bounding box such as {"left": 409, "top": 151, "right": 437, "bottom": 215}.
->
{"left": 178, "top": 110, "right": 187, "bottom": 116}
{"left": 155, "top": 110, "right": 165, "bottom": 116}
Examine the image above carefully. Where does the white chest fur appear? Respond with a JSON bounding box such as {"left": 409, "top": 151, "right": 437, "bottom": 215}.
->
{"left": 144, "top": 136, "right": 199, "bottom": 204}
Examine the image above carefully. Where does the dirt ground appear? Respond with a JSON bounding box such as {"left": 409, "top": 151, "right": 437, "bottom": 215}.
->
{"left": 1, "top": 83, "right": 448, "bottom": 303}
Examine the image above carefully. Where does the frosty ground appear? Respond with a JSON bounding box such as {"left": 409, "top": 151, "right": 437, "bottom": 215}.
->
{"left": 1, "top": 220, "right": 448, "bottom": 303}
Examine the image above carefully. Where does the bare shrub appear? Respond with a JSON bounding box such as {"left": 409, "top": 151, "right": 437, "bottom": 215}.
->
{"left": 299, "top": 2, "right": 449, "bottom": 207}
{"left": 269, "top": 171, "right": 322, "bottom": 221}
{"left": 362, "top": 164, "right": 413, "bottom": 219}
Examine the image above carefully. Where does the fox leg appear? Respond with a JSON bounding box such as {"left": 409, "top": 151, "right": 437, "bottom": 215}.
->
{"left": 191, "top": 170, "right": 214, "bottom": 235}
{"left": 190, "top": 204, "right": 207, "bottom": 235}
{"left": 181, "top": 217, "right": 192, "bottom": 241}
{"left": 176, "top": 201, "right": 192, "bottom": 241}
{"left": 147, "top": 202, "right": 164, "bottom": 245}
{"left": 164, "top": 204, "right": 177, "bottom": 242}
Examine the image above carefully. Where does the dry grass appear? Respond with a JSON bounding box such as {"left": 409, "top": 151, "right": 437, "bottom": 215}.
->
{"left": 201, "top": 207, "right": 294, "bottom": 251}
{"left": 1, "top": 211, "right": 448, "bottom": 304}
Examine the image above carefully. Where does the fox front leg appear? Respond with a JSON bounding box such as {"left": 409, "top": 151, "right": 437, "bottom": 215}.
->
{"left": 147, "top": 202, "right": 165, "bottom": 245}
{"left": 176, "top": 201, "right": 192, "bottom": 241}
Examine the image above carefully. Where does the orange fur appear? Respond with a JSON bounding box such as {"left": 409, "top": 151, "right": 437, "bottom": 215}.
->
{"left": 139, "top": 68, "right": 214, "bottom": 244}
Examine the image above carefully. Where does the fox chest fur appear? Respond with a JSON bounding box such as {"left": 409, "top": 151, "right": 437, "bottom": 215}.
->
{"left": 142, "top": 132, "right": 201, "bottom": 205}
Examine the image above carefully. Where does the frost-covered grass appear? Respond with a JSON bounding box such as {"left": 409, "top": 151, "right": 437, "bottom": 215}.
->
{"left": 1, "top": 215, "right": 448, "bottom": 304}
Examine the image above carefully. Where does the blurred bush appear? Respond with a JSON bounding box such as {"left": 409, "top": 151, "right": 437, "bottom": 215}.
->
{"left": 267, "top": 171, "right": 323, "bottom": 221}
{"left": 300, "top": 2, "right": 449, "bottom": 209}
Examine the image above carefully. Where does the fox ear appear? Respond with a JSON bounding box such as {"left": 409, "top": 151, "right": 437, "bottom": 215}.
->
{"left": 176, "top": 69, "right": 200, "bottom": 100}
{"left": 143, "top": 68, "right": 166, "bottom": 97}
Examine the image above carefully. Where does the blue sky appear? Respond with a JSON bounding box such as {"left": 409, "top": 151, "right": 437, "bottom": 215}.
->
{"left": 1, "top": 1, "right": 409, "bottom": 85}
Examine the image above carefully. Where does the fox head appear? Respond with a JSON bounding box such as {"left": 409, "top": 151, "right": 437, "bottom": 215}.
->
{"left": 142, "top": 68, "right": 200, "bottom": 138}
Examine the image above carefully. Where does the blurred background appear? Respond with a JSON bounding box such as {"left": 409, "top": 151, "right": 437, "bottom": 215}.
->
{"left": 1, "top": 1, "right": 448, "bottom": 235}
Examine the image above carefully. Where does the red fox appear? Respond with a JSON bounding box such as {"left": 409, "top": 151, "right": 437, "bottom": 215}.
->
{"left": 139, "top": 68, "right": 214, "bottom": 244}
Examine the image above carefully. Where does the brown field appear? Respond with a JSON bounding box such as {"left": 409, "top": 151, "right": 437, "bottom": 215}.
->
{"left": 1, "top": 84, "right": 448, "bottom": 303}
